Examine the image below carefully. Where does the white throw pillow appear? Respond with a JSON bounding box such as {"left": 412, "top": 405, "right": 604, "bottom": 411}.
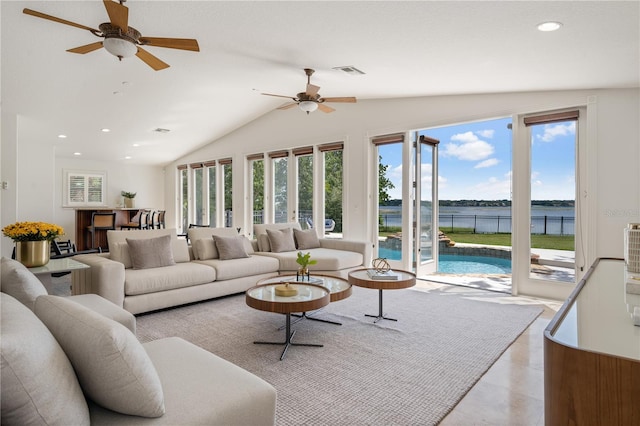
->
{"left": 0, "top": 257, "right": 48, "bottom": 311}
{"left": 34, "top": 295, "right": 165, "bottom": 418}
{"left": 109, "top": 242, "right": 133, "bottom": 269}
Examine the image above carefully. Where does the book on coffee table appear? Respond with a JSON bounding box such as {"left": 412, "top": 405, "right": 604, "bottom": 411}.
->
{"left": 367, "top": 269, "right": 399, "bottom": 280}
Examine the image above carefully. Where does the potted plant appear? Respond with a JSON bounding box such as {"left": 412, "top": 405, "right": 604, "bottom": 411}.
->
{"left": 296, "top": 251, "right": 317, "bottom": 281}
{"left": 121, "top": 191, "right": 136, "bottom": 208}
{"left": 2, "top": 221, "right": 64, "bottom": 267}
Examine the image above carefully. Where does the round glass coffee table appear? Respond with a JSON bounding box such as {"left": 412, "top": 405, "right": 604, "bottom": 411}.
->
{"left": 257, "top": 274, "right": 352, "bottom": 325}
{"left": 348, "top": 268, "right": 416, "bottom": 323}
{"left": 246, "top": 283, "right": 330, "bottom": 360}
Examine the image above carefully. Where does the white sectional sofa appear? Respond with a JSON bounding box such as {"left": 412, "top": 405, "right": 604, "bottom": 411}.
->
{"left": 72, "top": 225, "right": 370, "bottom": 315}
{"left": 0, "top": 257, "right": 277, "bottom": 426}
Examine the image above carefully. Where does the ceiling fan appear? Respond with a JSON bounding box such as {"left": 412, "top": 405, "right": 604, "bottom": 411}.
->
{"left": 23, "top": 0, "right": 199, "bottom": 71}
{"left": 262, "top": 68, "right": 357, "bottom": 114}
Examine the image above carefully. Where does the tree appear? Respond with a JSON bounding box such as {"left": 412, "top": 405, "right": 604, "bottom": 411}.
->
{"left": 324, "top": 150, "right": 343, "bottom": 232}
{"left": 378, "top": 155, "right": 395, "bottom": 205}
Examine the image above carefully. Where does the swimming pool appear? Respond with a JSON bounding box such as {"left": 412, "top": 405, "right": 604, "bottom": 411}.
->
{"left": 377, "top": 248, "right": 511, "bottom": 274}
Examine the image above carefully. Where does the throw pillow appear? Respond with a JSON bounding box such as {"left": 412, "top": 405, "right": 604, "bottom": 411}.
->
{"left": 34, "top": 295, "right": 165, "bottom": 418}
{"left": 1, "top": 293, "right": 90, "bottom": 425}
{"left": 126, "top": 235, "right": 175, "bottom": 269}
{"left": 257, "top": 234, "right": 271, "bottom": 252}
{"left": 0, "top": 257, "right": 48, "bottom": 311}
{"left": 109, "top": 242, "right": 133, "bottom": 269}
{"left": 195, "top": 238, "right": 219, "bottom": 260}
{"left": 293, "top": 228, "right": 321, "bottom": 250}
{"left": 214, "top": 235, "right": 249, "bottom": 260}
{"left": 266, "top": 228, "right": 296, "bottom": 253}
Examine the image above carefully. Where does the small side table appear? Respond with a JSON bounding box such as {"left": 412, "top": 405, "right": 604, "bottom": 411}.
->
{"left": 28, "top": 258, "right": 90, "bottom": 293}
{"left": 348, "top": 268, "right": 416, "bottom": 323}
{"left": 246, "top": 283, "right": 330, "bottom": 360}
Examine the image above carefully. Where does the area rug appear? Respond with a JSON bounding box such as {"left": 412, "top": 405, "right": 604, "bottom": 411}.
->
{"left": 136, "top": 285, "right": 542, "bottom": 425}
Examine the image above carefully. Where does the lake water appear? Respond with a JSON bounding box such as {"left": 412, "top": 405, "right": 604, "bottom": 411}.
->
{"left": 379, "top": 205, "right": 575, "bottom": 235}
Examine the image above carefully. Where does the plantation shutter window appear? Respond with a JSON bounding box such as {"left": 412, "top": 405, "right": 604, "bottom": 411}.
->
{"left": 63, "top": 170, "right": 107, "bottom": 207}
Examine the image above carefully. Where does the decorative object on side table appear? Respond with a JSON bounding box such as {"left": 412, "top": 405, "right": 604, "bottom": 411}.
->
{"left": 368, "top": 257, "right": 399, "bottom": 280}
{"left": 2, "top": 221, "right": 64, "bottom": 267}
{"left": 296, "top": 251, "right": 317, "bottom": 281}
{"left": 121, "top": 191, "right": 136, "bottom": 208}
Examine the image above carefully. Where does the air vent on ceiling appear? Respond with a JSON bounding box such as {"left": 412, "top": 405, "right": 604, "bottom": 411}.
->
{"left": 332, "top": 66, "right": 365, "bottom": 75}
{"left": 154, "top": 128, "right": 170, "bottom": 133}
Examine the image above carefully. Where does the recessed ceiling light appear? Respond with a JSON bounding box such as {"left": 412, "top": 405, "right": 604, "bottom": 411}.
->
{"left": 132, "top": 143, "right": 140, "bottom": 147}
{"left": 537, "top": 21, "right": 562, "bottom": 32}
{"left": 101, "top": 128, "right": 110, "bottom": 133}
{"left": 57, "top": 134, "right": 67, "bottom": 139}
{"left": 73, "top": 152, "right": 82, "bottom": 156}
{"left": 124, "top": 156, "right": 132, "bottom": 160}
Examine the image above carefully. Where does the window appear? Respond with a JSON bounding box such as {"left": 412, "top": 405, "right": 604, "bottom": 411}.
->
{"left": 178, "top": 165, "right": 188, "bottom": 233}
{"left": 248, "top": 154, "right": 265, "bottom": 225}
{"left": 220, "top": 158, "right": 233, "bottom": 227}
{"left": 320, "top": 142, "right": 344, "bottom": 233}
{"left": 191, "top": 163, "right": 205, "bottom": 226}
{"left": 270, "top": 151, "right": 289, "bottom": 223}
{"left": 205, "top": 161, "right": 217, "bottom": 227}
{"left": 63, "top": 169, "right": 106, "bottom": 207}
{"left": 293, "top": 146, "right": 313, "bottom": 228}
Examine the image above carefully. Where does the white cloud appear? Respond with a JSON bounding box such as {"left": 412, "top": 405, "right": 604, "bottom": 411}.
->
{"left": 474, "top": 158, "right": 499, "bottom": 169}
{"left": 475, "top": 129, "right": 495, "bottom": 138}
{"left": 536, "top": 122, "right": 576, "bottom": 142}
{"left": 443, "top": 131, "right": 494, "bottom": 161}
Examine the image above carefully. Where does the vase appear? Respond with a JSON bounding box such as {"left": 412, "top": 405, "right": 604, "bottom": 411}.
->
{"left": 297, "top": 267, "right": 309, "bottom": 281}
{"left": 124, "top": 198, "right": 135, "bottom": 208}
{"left": 16, "top": 240, "right": 50, "bottom": 267}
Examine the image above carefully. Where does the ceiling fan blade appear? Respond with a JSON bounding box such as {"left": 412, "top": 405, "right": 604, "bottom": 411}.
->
{"left": 103, "top": 0, "right": 128, "bottom": 32}
{"left": 306, "top": 84, "right": 320, "bottom": 97}
{"left": 139, "top": 37, "right": 200, "bottom": 52}
{"left": 318, "top": 104, "right": 335, "bottom": 113}
{"left": 261, "top": 93, "right": 296, "bottom": 100}
{"left": 23, "top": 8, "right": 98, "bottom": 32}
{"left": 136, "top": 47, "right": 170, "bottom": 71}
{"left": 277, "top": 103, "right": 298, "bottom": 110}
{"left": 321, "top": 97, "right": 357, "bottom": 103}
{"left": 67, "top": 42, "right": 104, "bottom": 54}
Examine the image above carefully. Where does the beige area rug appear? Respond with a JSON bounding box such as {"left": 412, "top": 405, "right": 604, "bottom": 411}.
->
{"left": 136, "top": 284, "right": 542, "bottom": 425}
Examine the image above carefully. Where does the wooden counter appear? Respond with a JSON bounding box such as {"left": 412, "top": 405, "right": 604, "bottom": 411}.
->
{"left": 74, "top": 208, "right": 142, "bottom": 251}
{"left": 544, "top": 258, "right": 640, "bottom": 425}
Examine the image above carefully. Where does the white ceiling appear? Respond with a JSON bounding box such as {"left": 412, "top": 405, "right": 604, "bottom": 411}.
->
{"left": 2, "top": 1, "right": 638, "bottom": 166}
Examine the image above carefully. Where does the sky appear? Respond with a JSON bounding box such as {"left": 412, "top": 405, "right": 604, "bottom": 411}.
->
{"left": 380, "top": 116, "right": 576, "bottom": 201}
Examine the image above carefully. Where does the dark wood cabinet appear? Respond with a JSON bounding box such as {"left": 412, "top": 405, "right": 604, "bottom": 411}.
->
{"left": 74, "top": 208, "right": 141, "bottom": 251}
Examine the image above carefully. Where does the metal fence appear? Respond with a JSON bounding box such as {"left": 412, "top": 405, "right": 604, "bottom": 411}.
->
{"left": 379, "top": 213, "right": 574, "bottom": 236}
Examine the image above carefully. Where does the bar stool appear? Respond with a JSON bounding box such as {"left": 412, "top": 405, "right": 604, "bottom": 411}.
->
{"left": 121, "top": 210, "right": 150, "bottom": 230}
{"left": 86, "top": 212, "right": 116, "bottom": 250}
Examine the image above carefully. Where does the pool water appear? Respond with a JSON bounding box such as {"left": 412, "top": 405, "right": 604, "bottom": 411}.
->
{"left": 438, "top": 255, "right": 511, "bottom": 274}
{"left": 377, "top": 248, "right": 511, "bottom": 274}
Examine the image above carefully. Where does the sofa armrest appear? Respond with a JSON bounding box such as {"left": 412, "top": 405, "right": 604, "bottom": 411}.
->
{"left": 319, "top": 238, "right": 372, "bottom": 267}
{"left": 71, "top": 254, "right": 126, "bottom": 308}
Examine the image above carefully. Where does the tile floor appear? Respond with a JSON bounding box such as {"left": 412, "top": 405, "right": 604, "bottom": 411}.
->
{"left": 414, "top": 279, "right": 561, "bottom": 426}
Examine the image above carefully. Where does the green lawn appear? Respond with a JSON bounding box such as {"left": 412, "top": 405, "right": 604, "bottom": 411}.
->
{"left": 379, "top": 226, "right": 574, "bottom": 251}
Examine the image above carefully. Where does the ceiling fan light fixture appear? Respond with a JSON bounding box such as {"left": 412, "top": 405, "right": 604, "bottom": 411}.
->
{"left": 299, "top": 100, "right": 318, "bottom": 113}
{"left": 103, "top": 37, "right": 137, "bottom": 59}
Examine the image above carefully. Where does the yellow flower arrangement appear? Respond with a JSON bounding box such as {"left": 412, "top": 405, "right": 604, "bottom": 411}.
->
{"left": 2, "top": 221, "right": 64, "bottom": 242}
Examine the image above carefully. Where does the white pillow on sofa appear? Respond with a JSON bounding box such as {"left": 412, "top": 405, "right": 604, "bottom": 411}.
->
{"left": 34, "top": 295, "right": 165, "bottom": 418}
{"left": 1, "top": 293, "right": 90, "bottom": 425}
{"left": 0, "top": 257, "right": 47, "bottom": 311}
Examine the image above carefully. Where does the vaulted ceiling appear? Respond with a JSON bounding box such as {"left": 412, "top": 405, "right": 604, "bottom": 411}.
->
{"left": 2, "top": 1, "right": 638, "bottom": 165}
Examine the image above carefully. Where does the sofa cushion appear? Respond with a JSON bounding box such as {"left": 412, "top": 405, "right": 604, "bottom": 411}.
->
{"left": 214, "top": 235, "right": 249, "bottom": 260}
{"left": 34, "top": 295, "right": 165, "bottom": 418}
{"left": 127, "top": 234, "right": 176, "bottom": 270}
{"left": 66, "top": 294, "right": 137, "bottom": 335}
{"left": 267, "top": 228, "right": 296, "bottom": 253}
{"left": 124, "top": 262, "right": 217, "bottom": 296}
{"left": 195, "top": 238, "right": 219, "bottom": 260}
{"left": 257, "top": 233, "right": 271, "bottom": 252}
{"left": 195, "top": 255, "right": 279, "bottom": 281}
{"left": 0, "top": 257, "right": 47, "bottom": 311}
{"left": 256, "top": 247, "right": 363, "bottom": 271}
{"left": 294, "top": 228, "right": 321, "bottom": 250}
{"left": 1, "top": 293, "right": 90, "bottom": 425}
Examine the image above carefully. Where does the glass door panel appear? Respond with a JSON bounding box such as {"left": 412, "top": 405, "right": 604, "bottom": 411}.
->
{"left": 414, "top": 134, "right": 439, "bottom": 276}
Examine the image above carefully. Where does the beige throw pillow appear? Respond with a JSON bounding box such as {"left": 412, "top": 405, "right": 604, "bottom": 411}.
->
{"left": 0, "top": 257, "right": 48, "bottom": 311}
{"left": 1, "top": 293, "right": 90, "bottom": 425}
{"left": 126, "top": 235, "right": 175, "bottom": 269}
{"left": 266, "top": 228, "right": 296, "bottom": 253}
{"left": 214, "top": 235, "right": 249, "bottom": 260}
{"left": 34, "top": 295, "right": 165, "bottom": 418}
{"left": 293, "top": 228, "right": 321, "bottom": 250}
{"left": 195, "top": 238, "right": 219, "bottom": 260}
{"left": 257, "top": 234, "right": 271, "bottom": 252}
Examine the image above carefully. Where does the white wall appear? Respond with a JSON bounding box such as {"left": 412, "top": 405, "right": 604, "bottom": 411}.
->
{"left": 168, "top": 88, "right": 640, "bottom": 262}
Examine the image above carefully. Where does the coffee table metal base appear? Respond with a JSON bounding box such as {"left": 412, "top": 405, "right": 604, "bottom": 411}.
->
{"left": 288, "top": 310, "right": 342, "bottom": 327}
{"left": 365, "top": 289, "right": 398, "bottom": 323}
{"left": 254, "top": 312, "right": 323, "bottom": 360}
